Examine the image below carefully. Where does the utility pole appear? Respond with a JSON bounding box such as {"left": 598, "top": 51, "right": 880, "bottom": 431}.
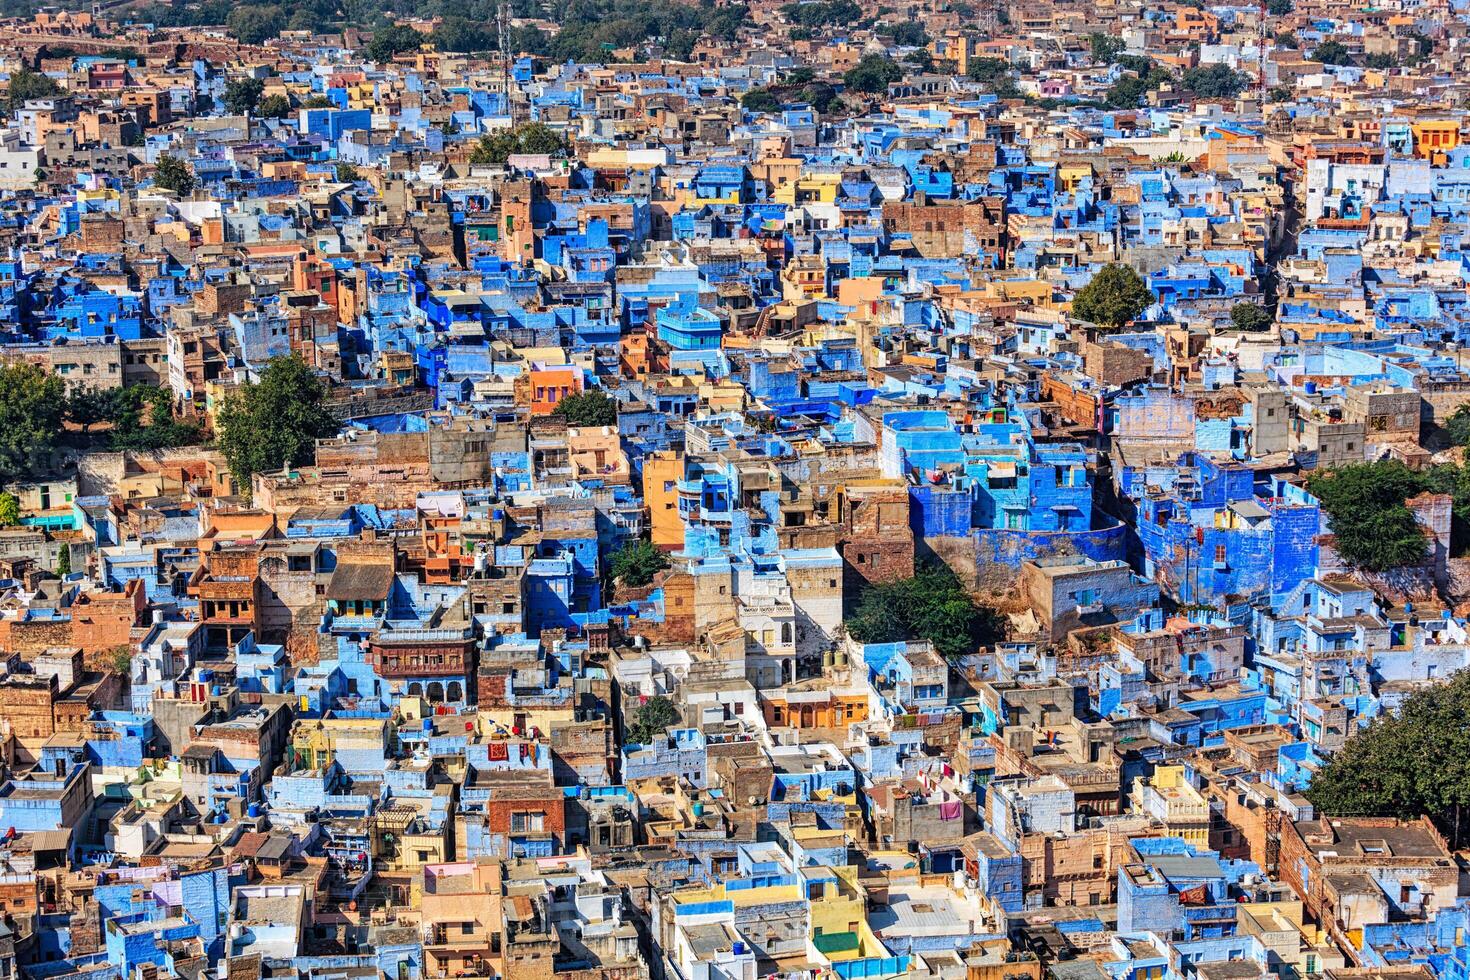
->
{"left": 498, "top": 0, "right": 518, "bottom": 123}
{"left": 1257, "top": 0, "right": 1269, "bottom": 115}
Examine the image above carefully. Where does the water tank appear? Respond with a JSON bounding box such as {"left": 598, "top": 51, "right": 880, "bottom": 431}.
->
{"left": 247, "top": 803, "right": 261, "bottom": 818}
{"left": 822, "top": 650, "right": 835, "bottom": 669}
{"left": 732, "top": 942, "right": 746, "bottom": 956}
{"left": 1304, "top": 381, "right": 1318, "bottom": 395}
{"left": 422, "top": 718, "right": 434, "bottom": 731}
{"left": 834, "top": 649, "right": 848, "bottom": 667}
{"left": 692, "top": 802, "right": 703, "bottom": 817}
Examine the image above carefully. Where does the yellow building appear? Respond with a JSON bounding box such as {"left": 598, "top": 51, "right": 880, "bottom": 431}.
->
{"left": 1129, "top": 765, "right": 1210, "bottom": 847}
{"left": 773, "top": 172, "right": 841, "bottom": 206}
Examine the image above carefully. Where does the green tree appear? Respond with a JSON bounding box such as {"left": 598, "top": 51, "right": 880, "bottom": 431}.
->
{"left": 226, "top": 4, "right": 285, "bottom": 44}
{"left": 259, "top": 93, "right": 292, "bottom": 118}
{"left": 1089, "top": 33, "right": 1125, "bottom": 64}
{"left": 153, "top": 154, "right": 196, "bottom": 195}
{"left": 1443, "top": 405, "right": 1470, "bottom": 448}
{"left": 967, "top": 57, "right": 1011, "bottom": 83}
{"left": 0, "top": 491, "right": 18, "bottom": 527}
{"left": 624, "top": 694, "right": 680, "bottom": 746}
{"left": 844, "top": 54, "right": 901, "bottom": 94}
{"left": 1180, "top": 63, "right": 1249, "bottom": 99}
{"left": 1307, "top": 669, "right": 1470, "bottom": 846}
{"left": 610, "top": 539, "right": 670, "bottom": 588}
{"left": 222, "top": 77, "right": 265, "bottom": 115}
{"left": 741, "top": 88, "right": 781, "bottom": 113}
{"left": 904, "top": 48, "right": 934, "bottom": 71}
{"left": 468, "top": 122, "right": 569, "bottom": 165}
{"left": 1071, "top": 263, "right": 1153, "bottom": 329}
{"left": 553, "top": 389, "right": 617, "bottom": 426}
{"left": 6, "top": 68, "right": 61, "bottom": 111}
{"left": 1105, "top": 62, "right": 1172, "bottom": 108}
{"left": 510, "top": 24, "right": 548, "bottom": 55}
{"left": 1306, "top": 461, "right": 1429, "bottom": 572}
{"left": 883, "top": 21, "right": 927, "bottom": 46}
{"left": 106, "top": 385, "right": 202, "bottom": 452}
{"left": 1229, "top": 302, "right": 1272, "bottom": 331}
{"left": 1312, "top": 39, "right": 1350, "bottom": 65}
{"left": 847, "top": 562, "right": 1000, "bottom": 658}
{"left": 109, "top": 644, "right": 132, "bottom": 677}
{"left": 431, "top": 17, "right": 494, "bottom": 52}
{"left": 217, "top": 356, "right": 340, "bottom": 492}
{"left": 369, "top": 23, "right": 425, "bottom": 62}
{"left": 66, "top": 386, "right": 113, "bottom": 434}
{"left": 303, "top": 94, "right": 334, "bottom": 108}
{"left": 56, "top": 543, "right": 70, "bottom": 577}
{"left": 1274, "top": 30, "right": 1298, "bottom": 48}
{"left": 1265, "top": 0, "right": 1292, "bottom": 13}
{"left": 515, "top": 122, "right": 566, "bottom": 155}
{"left": 335, "top": 161, "right": 361, "bottom": 182}
{"left": 799, "top": 82, "right": 840, "bottom": 114}
{"left": 1268, "top": 85, "right": 1293, "bottom": 102}
{"left": 0, "top": 363, "right": 66, "bottom": 486}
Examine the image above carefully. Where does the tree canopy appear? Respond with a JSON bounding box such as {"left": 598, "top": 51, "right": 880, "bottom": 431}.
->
{"left": 430, "top": 17, "right": 495, "bottom": 52}
{"left": 553, "top": 389, "right": 617, "bottom": 427}
{"left": 1071, "top": 263, "right": 1154, "bottom": 329}
{"left": 624, "top": 694, "right": 680, "bottom": 746}
{"left": 217, "top": 356, "right": 340, "bottom": 492}
{"left": 610, "top": 539, "right": 670, "bottom": 589}
{"left": 781, "top": 0, "right": 860, "bottom": 28}
{"left": 1312, "top": 39, "right": 1350, "bottom": 65}
{"left": 1307, "top": 669, "right": 1470, "bottom": 846}
{"left": 6, "top": 68, "right": 62, "bottom": 111}
{"left": 741, "top": 88, "right": 782, "bottom": 114}
{"left": 1180, "top": 63, "right": 1250, "bottom": 99}
{"left": 258, "top": 94, "right": 292, "bottom": 118}
{"left": 368, "top": 23, "right": 425, "bottom": 62}
{"left": 541, "top": 0, "right": 747, "bottom": 63}
{"left": 844, "top": 54, "right": 901, "bottom": 94}
{"left": 1443, "top": 404, "right": 1470, "bottom": 449}
{"left": 153, "top": 155, "right": 196, "bottom": 195}
{"left": 847, "top": 562, "right": 1000, "bottom": 658}
{"left": 1229, "top": 302, "right": 1272, "bottom": 331}
{"left": 1105, "top": 61, "right": 1173, "bottom": 108}
{"left": 1306, "top": 461, "right": 1429, "bottom": 572}
{"left": 469, "top": 122, "right": 569, "bottom": 166}
{"left": 226, "top": 4, "right": 285, "bottom": 44}
{"left": 222, "top": 77, "right": 265, "bottom": 115}
{"left": 102, "top": 385, "right": 203, "bottom": 452}
{"left": 1089, "top": 33, "right": 1125, "bottom": 64}
{"left": 0, "top": 362, "right": 67, "bottom": 486}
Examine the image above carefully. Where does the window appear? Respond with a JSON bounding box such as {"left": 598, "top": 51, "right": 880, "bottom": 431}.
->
{"left": 511, "top": 811, "right": 545, "bottom": 833}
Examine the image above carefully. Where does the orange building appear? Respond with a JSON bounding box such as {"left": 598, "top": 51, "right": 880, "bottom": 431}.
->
{"left": 1411, "top": 119, "right": 1461, "bottom": 163}
{"left": 525, "top": 366, "right": 583, "bottom": 415}
{"left": 643, "top": 451, "right": 684, "bottom": 552}
{"left": 762, "top": 684, "right": 869, "bottom": 729}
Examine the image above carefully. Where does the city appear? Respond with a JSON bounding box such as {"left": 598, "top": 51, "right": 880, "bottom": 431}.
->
{"left": 0, "top": 2, "right": 1461, "bottom": 980}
